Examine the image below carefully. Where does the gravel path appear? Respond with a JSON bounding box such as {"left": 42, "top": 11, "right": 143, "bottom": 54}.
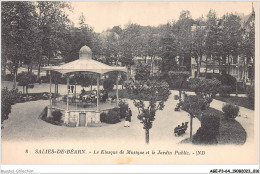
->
{"left": 1, "top": 90, "right": 200, "bottom": 145}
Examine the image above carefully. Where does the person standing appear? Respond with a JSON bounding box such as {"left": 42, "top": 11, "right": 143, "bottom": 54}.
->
{"left": 124, "top": 107, "right": 132, "bottom": 127}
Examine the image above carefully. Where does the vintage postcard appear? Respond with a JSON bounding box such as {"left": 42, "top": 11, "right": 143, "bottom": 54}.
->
{"left": 1, "top": 1, "right": 258, "bottom": 168}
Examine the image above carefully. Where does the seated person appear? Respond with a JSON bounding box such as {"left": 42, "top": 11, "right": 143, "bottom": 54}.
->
{"left": 81, "top": 88, "right": 86, "bottom": 95}
{"left": 102, "top": 90, "right": 108, "bottom": 102}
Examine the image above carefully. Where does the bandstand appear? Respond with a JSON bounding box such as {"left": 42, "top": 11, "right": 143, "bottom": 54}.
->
{"left": 43, "top": 46, "right": 126, "bottom": 127}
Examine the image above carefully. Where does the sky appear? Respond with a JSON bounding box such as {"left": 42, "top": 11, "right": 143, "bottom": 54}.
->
{"left": 68, "top": 1, "right": 256, "bottom": 33}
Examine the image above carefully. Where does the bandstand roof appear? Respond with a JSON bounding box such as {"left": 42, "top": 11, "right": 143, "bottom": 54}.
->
{"left": 42, "top": 45, "right": 126, "bottom": 75}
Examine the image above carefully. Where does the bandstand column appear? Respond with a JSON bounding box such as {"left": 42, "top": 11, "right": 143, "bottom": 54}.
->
{"left": 66, "top": 76, "right": 70, "bottom": 110}
{"left": 64, "top": 76, "right": 70, "bottom": 124}
{"left": 96, "top": 74, "right": 100, "bottom": 111}
{"left": 95, "top": 74, "right": 101, "bottom": 124}
{"left": 47, "top": 70, "right": 52, "bottom": 118}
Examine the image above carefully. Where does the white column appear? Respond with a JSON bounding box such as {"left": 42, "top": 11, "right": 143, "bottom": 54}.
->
{"left": 47, "top": 71, "right": 52, "bottom": 118}
{"left": 66, "top": 76, "right": 69, "bottom": 110}
{"left": 96, "top": 74, "right": 100, "bottom": 111}
{"left": 95, "top": 74, "right": 101, "bottom": 124}
{"left": 64, "top": 76, "right": 70, "bottom": 124}
{"left": 50, "top": 71, "right": 52, "bottom": 106}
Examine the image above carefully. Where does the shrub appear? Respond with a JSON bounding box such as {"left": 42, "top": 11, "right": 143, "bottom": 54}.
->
{"left": 103, "top": 78, "right": 114, "bottom": 92}
{"left": 192, "top": 114, "right": 220, "bottom": 144}
{"left": 134, "top": 63, "right": 151, "bottom": 81}
{"left": 218, "top": 85, "right": 232, "bottom": 97}
{"left": 2, "top": 74, "right": 14, "bottom": 81}
{"left": 247, "top": 86, "right": 254, "bottom": 109}
{"left": 100, "top": 112, "right": 107, "bottom": 122}
{"left": 119, "top": 101, "right": 128, "bottom": 119}
{"left": 222, "top": 103, "right": 239, "bottom": 119}
{"left": 215, "top": 72, "right": 237, "bottom": 91}
{"left": 106, "top": 109, "right": 120, "bottom": 124}
{"left": 1, "top": 88, "right": 20, "bottom": 123}
{"left": 201, "top": 114, "right": 220, "bottom": 134}
{"left": 52, "top": 110, "right": 62, "bottom": 122}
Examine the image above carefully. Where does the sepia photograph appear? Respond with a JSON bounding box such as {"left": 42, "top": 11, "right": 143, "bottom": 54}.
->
{"left": 0, "top": 0, "right": 259, "bottom": 172}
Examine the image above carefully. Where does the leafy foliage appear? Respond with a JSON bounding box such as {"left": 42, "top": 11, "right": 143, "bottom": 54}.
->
{"left": 218, "top": 85, "right": 232, "bottom": 97}
{"left": 1, "top": 88, "right": 20, "bottom": 123}
{"left": 222, "top": 103, "right": 240, "bottom": 119}
{"left": 103, "top": 78, "right": 114, "bottom": 92}
{"left": 125, "top": 72, "right": 170, "bottom": 143}
{"left": 134, "top": 63, "right": 151, "bottom": 81}
{"left": 193, "top": 114, "right": 220, "bottom": 145}
{"left": 52, "top": 110, "right": 62, "bottom": 122}
{"left": 215, "top": 72, "right": 237, "bottom": 91}
{"left": 100, "top": 109, "right": 120, "bottom": 124}
{"left": 189, "top": 78, "right": 221, "bottom": 108}
{"left": 168, "top": 71, "right": 190, "bottom": 99}
{"left": 181, "top": 94, "right": 205, "bottom": 118}
{"left": 247, "top": 86, "right": 254, "bottom": 109}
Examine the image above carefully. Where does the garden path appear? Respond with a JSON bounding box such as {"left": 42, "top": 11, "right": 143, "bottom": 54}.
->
{"left": 1, "top": 90, "right": 200, "bottom": 145}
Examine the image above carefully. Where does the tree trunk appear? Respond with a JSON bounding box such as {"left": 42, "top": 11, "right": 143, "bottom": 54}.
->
{"left": 13, "top": 70, "right": 17, "bottom": 89}
{"left": 205, "top": 56, "right": 208, "bottom": 79}
{"left": 145, "top": 129, "right": 149, "bottom": 144}
{"left": 196, "top": 61, "right": 200, "bottom": 78}
{"left": 227, "top": 55, "right": 230, "bottom": 75}
{"left": 30, "top": 63, "right": 33, "bottom": 74}
{"left": 23, "top": 86, "right": 25, "bottom": 94}
{"left": 2, "top": 57, "right": 7, "bottom": 76}
{"left": 26, "top": 85, "right": 28, "bottom": 94}
{"left": 37, "top": 63, "right": 41, "bottom": 83}
{"left": 151, "top": 56, "right": 154, "bottom": 75}
{"left": 190, "top": 114, "right": 193, "bottom": 141}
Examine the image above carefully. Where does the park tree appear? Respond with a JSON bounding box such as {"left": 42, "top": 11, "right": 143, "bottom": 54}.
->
{"left": 17, "top": 72, "right": 36, "bottom": 94}
{"left": 240, "top": 12, "right": 255, "bottom": 85}
{"left": 189, "top": 78, "right": 221, "bottom": 109}
{"left": 100, "top": 31, "right": 120, "bottom": 65}
{"left": 159, "top": 33, "right": 178, "bottom": 73}
{"left": 138, "top": 26, "right": 160, "bottom": 74}
{"left": 190, "top": 19, "right": 207, "bottom": 78}
{"left": 220, "top": 13, "right": 242, "bottom": 75}
{"left": 181, "top": 93, "right": 205, "bottom": 140}
{"left": 119, "top": 23, "right": 142, "bottom": 76}
{"left": 204, "top": 10, "right": 220, "bottom": 77}
{"left": 168, "top": 71, "right": 190, "bottom": 99}
{"left": 134, "top": 63, "right": 151, "bottom": 81}
{"left": 125, "top": 65, "right": 170, "bottom": 144}
{"left": 36, "top": 1, "right": 72, "bottom": 77}
{"left": 173, "top": 10, "right": 194, "bottom": 69}
{"left": 1, "top": 1, "right": 39, "bottom": 88}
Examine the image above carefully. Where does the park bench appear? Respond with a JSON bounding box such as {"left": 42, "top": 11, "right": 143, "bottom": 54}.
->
{"left": 174, "top": 122, "right": 188, "bottom": 136}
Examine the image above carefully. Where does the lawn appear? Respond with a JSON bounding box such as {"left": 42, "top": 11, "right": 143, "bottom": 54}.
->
{"left": 181, "top": 107, "right": 247, "bottom": 145}
{"left": 215, "top": 96, "right": 254, "bottom": 110}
